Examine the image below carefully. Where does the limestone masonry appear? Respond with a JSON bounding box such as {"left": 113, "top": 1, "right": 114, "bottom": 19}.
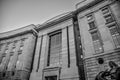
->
{"left": 0, "top": 0, "right": 120, "bottom": 80}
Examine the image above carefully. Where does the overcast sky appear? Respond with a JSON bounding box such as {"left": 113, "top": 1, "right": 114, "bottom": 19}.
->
{"left": 0, "top": 0, "right": 82, "bottom": 33}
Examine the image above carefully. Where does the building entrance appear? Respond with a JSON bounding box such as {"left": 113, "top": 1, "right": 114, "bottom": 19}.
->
{"left": 45, "top": 76, "right": 57, "bottom": 80}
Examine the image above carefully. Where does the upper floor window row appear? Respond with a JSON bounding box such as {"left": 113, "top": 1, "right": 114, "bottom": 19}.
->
{"left": 101, "top": 7, "right": 114, "bottom": 24}
{"left": 108, "top": 24, "right": 120, "bottom": 48}
{"left": 87, "top": 14, "right": 97, "bottom": 30}
{"left": 101, "top": 6, "right": 120, "bottom": 48}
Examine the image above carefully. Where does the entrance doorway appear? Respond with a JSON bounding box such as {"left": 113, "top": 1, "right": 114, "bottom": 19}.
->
{"left": 45, "top": 76, "right": 57, "bottom": 80}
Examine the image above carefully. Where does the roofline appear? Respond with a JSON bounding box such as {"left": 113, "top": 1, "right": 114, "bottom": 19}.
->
{"left": 0, "top": 24, "right": 37, "bottom": 40}
{"left": 36, "top": 11, "right": 74, "bottom": 31}
{"left": 0, "top": 0, "right": 112, "bottom": 38}
{"left": 36, "top": 0, "right": 106, "bottom": 31}
{"left": 74, "top": 0, "right": 106, "bottom": 15}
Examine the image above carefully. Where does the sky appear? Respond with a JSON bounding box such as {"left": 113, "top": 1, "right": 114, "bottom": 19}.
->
{"left": 0, "top": 0, "right": 81, "bottom": 33}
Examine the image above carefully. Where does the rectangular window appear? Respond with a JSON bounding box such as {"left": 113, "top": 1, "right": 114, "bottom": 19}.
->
{"left": 7, "top": 55, "right": 14, "bottom": 70}
{"left": 13, "top": 41, "right": 17, "bottom": 48}
{"left": 104, "top": 14, "right": 114, "bottom": 24}
{"left": 10, "top": 48, "right": 15, "bottom": 56}
{"left": 108, "top": 25, "right": 120, "bottom": 48}
{"left": 101, "top": 7, "right": 120, "bottom": 48}
{"left": 16, "top": 51, "right": 23, "bottom": 70}
{"left": 47, "top": 31, "right": 62, "bottom": 66}
{"left": 101, "top": 7, "right": 110, "bottom": 14}
{"left": 101, "top": 7, "right": 114, "bottom": 24}
{"left": 91, "top": 31, "right": 103, "bottom": 53}
{"left": 2, "top": 49, "right": 8, "bottom": 57}
{"left": 20, "top": 38, "right": 25, "bottom": 46}
{"left": 6, "top": 44, "right": 9, "bottom": 50}
{"left": 18, "top": 46, "right": 23, "bottom": 54}
{"left": 87, "top": 14, "right": 93, "bottom": 21}
{"left": 88, "top": 21, "right": 96, "bottom": 30}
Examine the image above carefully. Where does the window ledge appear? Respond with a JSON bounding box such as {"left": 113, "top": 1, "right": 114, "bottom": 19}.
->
{"left": 89, "top": 28, "right": 98, "bottom": 33}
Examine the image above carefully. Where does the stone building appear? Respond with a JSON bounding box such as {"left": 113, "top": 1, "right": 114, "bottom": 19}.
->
{"left": 76, "top": 0, "right": 120, "bottom": 80}
{"left": 30, "top": 11, "right": 85, "bottom": 80}
{"left": 0, "top": 0, "right": 120, "bottom": 80}
{"left": 0, "top": 24, "right": 37, "bottom": 80}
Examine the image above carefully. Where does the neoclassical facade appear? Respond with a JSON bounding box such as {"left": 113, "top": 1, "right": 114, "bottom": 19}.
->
{"left": 0, "top": 24, "right": 37, "bottom": 80}
{"left": 77, "top": 0, "right": 120, "bottom": 80}
{"left": 0, "top": 0, "right": 120, "bottom": 80}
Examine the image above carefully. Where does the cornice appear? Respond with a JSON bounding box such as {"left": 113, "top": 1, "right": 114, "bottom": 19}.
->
{"left": 36, "top": 12, "right": 74, "bottom": 31}
{"left": 74, "top": 0, "right": 106, "bottom": 15}
{"left": 36, "top": 0, "right": 107, "bottom": 31}
{"left": 0, "top": 24, "right": 37, "bottom": 40}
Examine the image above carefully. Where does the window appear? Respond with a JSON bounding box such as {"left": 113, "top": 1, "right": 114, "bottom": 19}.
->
{"left": 47, "top": 31, "right": 62, "bottom": 66}
{"left": 7, "top": 55, "right": 14, "bottom": 70}
{"left": 87, "top": 14, "right": 97, "bottom": 30}
{"left": 13, "top": 41, "right": 17, "bottom": 48}
{"left": 45, "top": 76, "right": 57, "bottom": 80}
{"left": 2, "top": 49, "right": 8, "bottom": 57}
{"left": 88, "top": 21, "right": 96, "bottom": 29}
{"left": 101, "top": 7, "right": 120, "bottom": 48}
{"left": 6, "top": 43, "right": 10, "bottom": 49}
{"left": 87, "top": 14, "right": 93, "bottom": 21}
{"left": 104, "top": 14, "right": 114, "bottom": 23}
{"left": 10, "top": 47, "right": 15, "bottom": 56}
{"left": 91, "top": 31, "right": 103, "bottom": 53}
{"left": 16, "top": 60, "right": 21, "bottom": 70}
{"left": 18, "top": 46, "right": 23, "bottom": 54}
{"left": 20, "top": 38, "right": 25, "bottom": 46}
{"left": 101, "top": 7, "right": 114, "bottom": 24}
{"left": 16, "top": 54, "right": 22, "bottom": 70}
{"left": 101, "top": 7, "right": 110, "bottom": 14}
{"left": 108, "top": 25, "right": 120, "bottom": 48}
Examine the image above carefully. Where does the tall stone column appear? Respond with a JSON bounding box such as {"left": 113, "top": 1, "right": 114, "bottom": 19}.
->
{"left": 32, "top": 36, "right": 42, "bottom": 72}
{"left": 38, "top": 35, "right": 47, "bottom": 80}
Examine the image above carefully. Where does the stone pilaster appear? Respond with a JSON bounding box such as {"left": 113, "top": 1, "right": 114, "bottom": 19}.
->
{"left": 30, "top": 36, "right": 43, "bottom": 80}
{"left": 22, "top": 35, "right": 36, "bottom": 71}
{"left": 61, "top": 27, "right": 68, "bottom": 68}
{"left": 9, "top": 40, "right": 20, "bottom": 71}
{"left": 0, "top": 44, "right": 6, "bottom": 65}
{"left": 1, "top": 43, "right": 12, "bottom": 71}
{"left": 60, "top": 25, "right": 79, "bottom": 80}
{"left": 32, "top": 36, "right": 42, "bottom": 72}
{"left": 38, "top": 35, "right": 47, "bottom": 80}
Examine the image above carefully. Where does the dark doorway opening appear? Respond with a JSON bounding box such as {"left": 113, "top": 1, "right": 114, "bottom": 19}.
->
{"left": 45, "top": 76, "right": 57, "bottom": 80}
